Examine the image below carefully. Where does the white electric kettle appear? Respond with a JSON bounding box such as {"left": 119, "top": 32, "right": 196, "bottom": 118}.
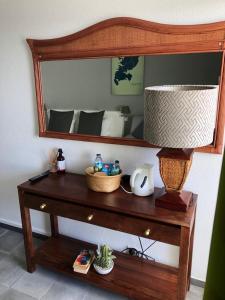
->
{"left": 130, "top": 164, "right": 154, "bottom": 196}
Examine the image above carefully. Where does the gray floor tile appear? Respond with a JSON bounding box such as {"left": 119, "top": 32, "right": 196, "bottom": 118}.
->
{"left": 84, "top": 286, "right": 128, "bottom": 300}
{"left": 0, "top": 289, "right": 36, "bottom": 300}
{"left": 0, "top": 228, "right": 7, "bottom": 238}
{"left": 0, "top": 255, "right": 25, "bottom": 287}
{"left": 84, "top": 285, "right": 204, "bottom": 300}
{"left": 10, "top": 242, "right": 27, "bottom": 271}
{"left": 42, "top": 280, "right": 88, "bottom": 300}
{"left": 0, "top": 251, "right": 7, "bottom": 262}
{"left": 0, "top": 231, "right": 23, "bottom": 254}
{"left": 0, "top": 284, "right": 8, "bottom": 296}
{"left": 12, "top": 268, "right": 55, "bottom": 299}
{"left": 56, "top": 273, "right": 90, "bottom": 290}
{"left": 10, "top": 241, "right": 25, "bottom": 264}
{"left": 36, "top": 267, "right": 60, "bottom": 282}
{"left": 11, "top": 254, "right": 27, "bottom": 270}
{"left": 187, "top": 285, "right": 204, "bottom": 300}
{"left": 11, "top": 238, "right": 43, "bottom": 263}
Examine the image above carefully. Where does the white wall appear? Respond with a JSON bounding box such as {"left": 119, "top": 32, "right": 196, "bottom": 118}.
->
{"left": 0, "top": 0, "right": 224, "bottom": 282}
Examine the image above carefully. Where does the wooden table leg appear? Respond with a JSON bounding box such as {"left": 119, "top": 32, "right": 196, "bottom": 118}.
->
{"left": 187, "top": 217, "right": 196, "bottom": 291}
{"left": 177, "top": 226, "right": 191, "bottom": 300}
{"left": 18, "top": 189, "right": 36, "bottom": 273}
{"left": 50, "top": 215, "right": 59, "bottom": 237}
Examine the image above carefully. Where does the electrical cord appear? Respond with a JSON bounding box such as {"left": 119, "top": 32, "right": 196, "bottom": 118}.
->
{"left": 122, "top": 237, "right": 157, "bottom": 261}
{"left": 120, "top": 184, "right": 133, "bottom": 194}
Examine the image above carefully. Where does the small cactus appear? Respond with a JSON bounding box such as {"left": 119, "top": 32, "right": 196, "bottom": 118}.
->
{"left": 95, "top": 245, "right": 116, "bottom": 269}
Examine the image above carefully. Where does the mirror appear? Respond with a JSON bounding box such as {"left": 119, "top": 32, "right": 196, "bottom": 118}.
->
{"left": 41, "top": 52, "right": 222, "bottom": 140}
{"left": 27, "top": 17, "right": 225, "bottom": 153}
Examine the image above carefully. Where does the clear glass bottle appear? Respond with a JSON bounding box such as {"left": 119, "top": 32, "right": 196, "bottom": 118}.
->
{"left": 94, "top": 154, "right": 103, "bottom": 172}
{"left": 57, "top": 148, "right": 65, "bottom": 174}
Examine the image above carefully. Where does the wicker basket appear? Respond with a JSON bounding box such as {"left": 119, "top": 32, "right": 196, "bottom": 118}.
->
{"left": 85, "top": 167, "right": 122, "bottom": 193}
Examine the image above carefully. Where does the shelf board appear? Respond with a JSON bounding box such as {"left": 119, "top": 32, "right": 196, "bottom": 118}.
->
{"left": 34, "top": 235, "right": 178, "bottom": 300}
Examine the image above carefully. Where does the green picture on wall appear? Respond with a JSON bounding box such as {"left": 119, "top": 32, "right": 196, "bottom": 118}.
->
{"left": 112, "top": 56, "right": 144, "bottom": 95}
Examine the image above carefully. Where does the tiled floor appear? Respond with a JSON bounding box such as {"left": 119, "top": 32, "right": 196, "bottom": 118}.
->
{"left": 0, "top": 227, "right": 204, "bottom": 299}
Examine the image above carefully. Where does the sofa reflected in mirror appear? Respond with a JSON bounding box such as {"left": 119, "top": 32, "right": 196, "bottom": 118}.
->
{"left": 41, "top": 52, "right": 221, "bottom": 140}
{"left": 45, "top": 108, "right": 143, "bottom": 138}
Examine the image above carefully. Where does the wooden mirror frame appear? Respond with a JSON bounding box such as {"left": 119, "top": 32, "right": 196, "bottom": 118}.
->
{"left": 27, "top": 17, "right": 225, "bottom": 154}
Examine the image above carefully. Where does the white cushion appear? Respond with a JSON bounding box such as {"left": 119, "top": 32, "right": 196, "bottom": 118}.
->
{"left": 101, "top": 111, "right": 125, "bottom": 137}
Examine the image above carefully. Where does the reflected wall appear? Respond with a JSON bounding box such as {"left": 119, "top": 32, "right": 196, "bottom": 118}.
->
{"left": 41, "top": 52, "right": 222, "bottom": 139}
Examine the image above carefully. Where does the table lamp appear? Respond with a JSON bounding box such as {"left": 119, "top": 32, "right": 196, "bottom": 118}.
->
{"left": 144, "top": 85, "right": 218, "bottom": 211}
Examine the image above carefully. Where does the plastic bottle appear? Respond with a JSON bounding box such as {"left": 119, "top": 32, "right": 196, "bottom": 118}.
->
{"left": 115, "top": 160, "right": 120, "bottom": 173}
{"left": 57, "top": 148, "right": 66, "bottom": 174}
{"left": 102, "top": 163, "right": 111, "bottom": 175}
{"left": 94, "top": 154, "right": 103, "bottom": 172}
{"left": 111, "top": 160, "right": 121, "bottom": 175}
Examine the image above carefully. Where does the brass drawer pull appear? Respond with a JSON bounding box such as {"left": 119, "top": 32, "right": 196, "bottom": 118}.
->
{"left": 40, "top": 203, "right": 47, "bottom": 210}
{"left": 144, "top": 228, "right": 151, "bottom": 236}
{"left": 87, "top": 214, "right": 94, "bottom": 221}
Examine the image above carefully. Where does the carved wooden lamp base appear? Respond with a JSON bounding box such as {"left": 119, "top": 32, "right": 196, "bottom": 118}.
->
{"left": 156, "top": 148, "right": 194, "bottom": 212}
{"left": 156, "top": 190, "right": 193, "bottom": 212}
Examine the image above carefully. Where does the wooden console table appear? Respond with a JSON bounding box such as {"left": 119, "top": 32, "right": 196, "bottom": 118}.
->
{"left": 18, "top": 173, "right": 197, "bottom": 300}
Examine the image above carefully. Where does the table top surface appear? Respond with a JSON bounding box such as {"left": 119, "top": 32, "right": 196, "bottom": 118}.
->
{"left": 18, "top": 172, "right": 197, "bottom": 227}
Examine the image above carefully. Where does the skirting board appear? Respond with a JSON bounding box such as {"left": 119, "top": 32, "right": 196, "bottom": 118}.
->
{"left": 0, "top": 220, "right": 205, "bottom": 288}
{"left": 191, "top": 278, "right": 205, "bottom": 288}
{"left": 0, "top": 218, "right": 49, "bottom": 240}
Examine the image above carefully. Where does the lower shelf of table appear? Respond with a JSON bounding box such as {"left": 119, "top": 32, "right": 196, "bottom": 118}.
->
{"left": 34, "top": 235, "right": 178, "bottom": 300}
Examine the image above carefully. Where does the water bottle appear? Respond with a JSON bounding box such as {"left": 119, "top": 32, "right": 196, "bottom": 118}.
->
{"left": 111, "top": 160, "right": 121, "bottom": 175}
{"left": 115, "top": 160, "right": 121, "bottom": 174}
{"left": 94, "top": 154, "right": 103, "bottom": 172}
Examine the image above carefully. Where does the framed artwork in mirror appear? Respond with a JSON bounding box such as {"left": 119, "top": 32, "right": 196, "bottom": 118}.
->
{"left": 27, "top": 17, "right": 225, "bottom": 154}
{"left": 112, "top": 56, "right": 144, "bottom": 95}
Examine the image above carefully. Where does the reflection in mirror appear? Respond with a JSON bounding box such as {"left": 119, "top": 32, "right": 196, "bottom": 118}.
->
{"left": 41, "top": 52, "right": 222, "bottom": 140}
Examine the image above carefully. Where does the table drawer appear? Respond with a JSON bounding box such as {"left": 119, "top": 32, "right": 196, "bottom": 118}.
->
{"left": 24, "top": 193, "right": 180, "bottom": 246}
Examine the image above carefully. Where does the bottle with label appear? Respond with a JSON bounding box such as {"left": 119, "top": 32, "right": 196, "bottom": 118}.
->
{"left": 111, "top": 160, "right": 121, "bottom": 175}
{"left": 57, "top": 148, "right": 66, "bottom": 174}
{"left": 102, "top": 163, "right": 112, "bottom": 175}
{"left": 115, "top": 160, "right": 121, "bottom": 174}
{"left": 94, "top": 154, "right": 103, "bottom": 172}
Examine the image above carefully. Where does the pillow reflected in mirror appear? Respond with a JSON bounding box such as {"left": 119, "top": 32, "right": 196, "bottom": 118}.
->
{"left": 77, "top": 111, "right": 105, "bottom": 136}
{"left": 48, "top": 110, "right": 75, "bottom": 133}
{"left": 101, "top": 111, "right": 125, "bottom": 137}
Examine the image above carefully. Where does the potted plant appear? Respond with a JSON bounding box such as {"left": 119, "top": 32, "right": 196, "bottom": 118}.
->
{"left": 94, "top": 244, "right": 116, "bottom": 275}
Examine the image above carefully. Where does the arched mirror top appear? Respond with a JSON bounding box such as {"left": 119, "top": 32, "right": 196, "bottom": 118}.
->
{"left": 27, "top": 17, "right": 225, "bottom": 153}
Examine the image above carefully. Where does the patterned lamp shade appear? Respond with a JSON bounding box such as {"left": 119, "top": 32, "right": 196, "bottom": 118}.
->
{"left": 144, "top": 85, "right": 219, "bottom": 148}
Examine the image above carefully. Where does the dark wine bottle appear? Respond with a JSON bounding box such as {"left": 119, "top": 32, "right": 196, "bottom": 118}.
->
{"left": 57, "top": 148, "right": 65, "bottom": 174}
